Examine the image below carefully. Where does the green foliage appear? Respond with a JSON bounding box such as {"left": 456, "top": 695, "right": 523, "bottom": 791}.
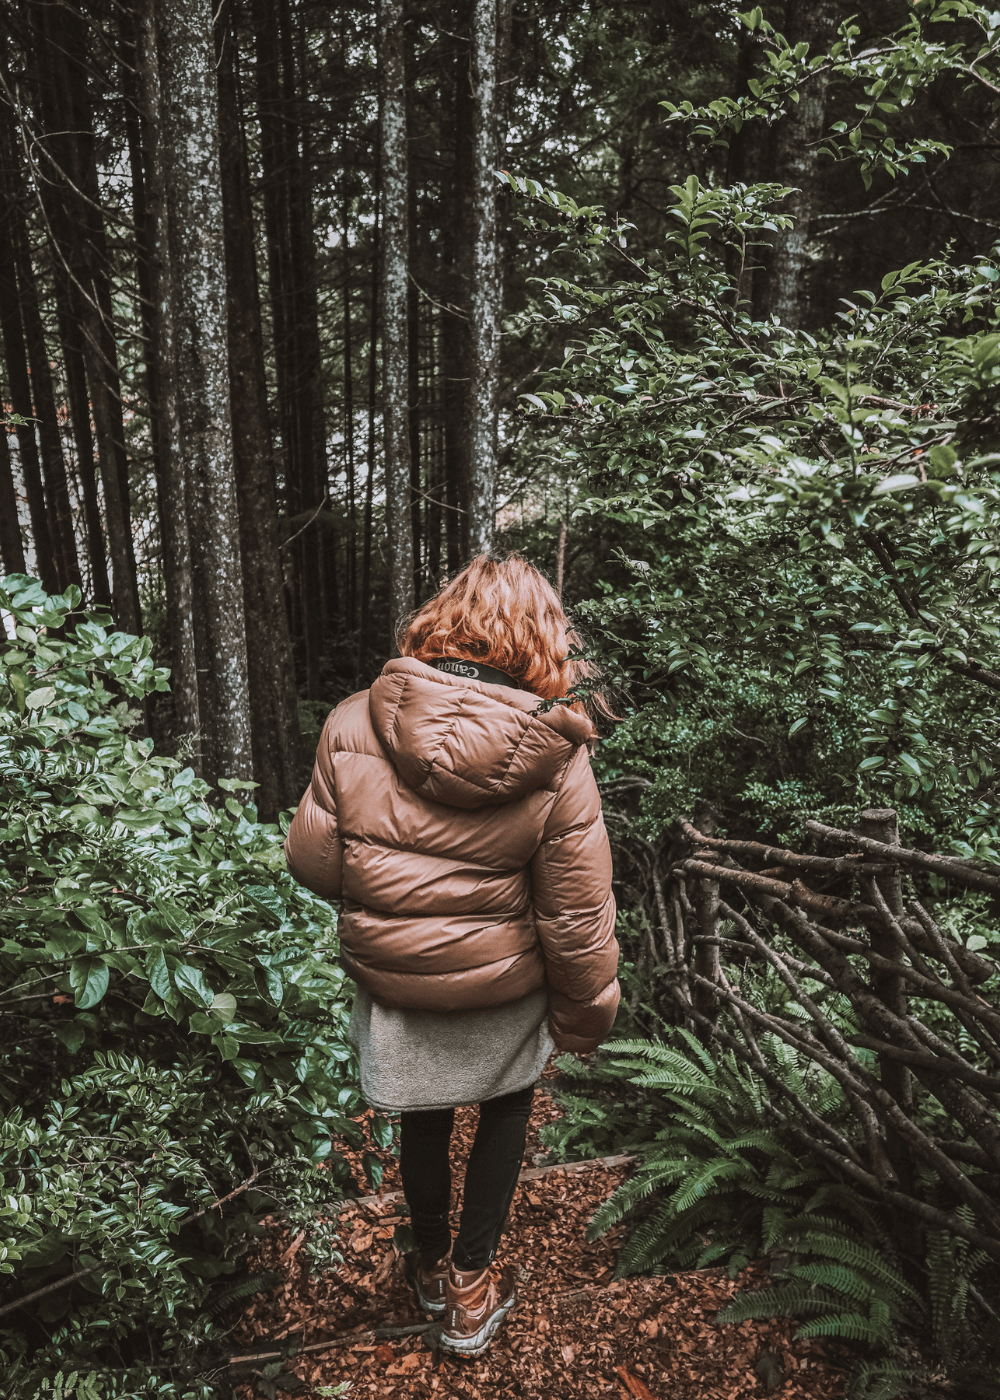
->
{"left": 559, "top": 1029, "right": 1000, "bottom": 1396}
{"left": 505, "top": 154, "right": 1000, "bottom": 857}
{"left": 664, "top": 3, "right": 996, "bottom": 187}
{"left": 0, "top": 576, "right": 362, "bottom": 1397}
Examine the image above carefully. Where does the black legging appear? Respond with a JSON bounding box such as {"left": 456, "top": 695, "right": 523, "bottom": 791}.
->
{"left": 399, "top": 1085, "right": 534, "bottom": 1272}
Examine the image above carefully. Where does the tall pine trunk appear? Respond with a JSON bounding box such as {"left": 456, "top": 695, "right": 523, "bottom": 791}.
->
{"left": 216, "top": 0, "right": 300, "bottom": 817}
{"left": 342, "top": 186, "right": 357, "bottom": 628}
{"left": 766, "top": 0, "right": 838, "bottom": 328}
{"left": 157, "top": 0, "right": 252, "bottom": 782}
{"left": 463, "top": 0, "right": 507, "bottom": 558}
{"left": 0, "top": 174, "right": 57, "bottom": 595}
{"left": 52, "top": 275, "right": 110, "bottom": 606}
{"left": 134, "top": 0, "right": 201, "bottom": 749}
{"left": 379, "top": 0, "right": 414, "bottom": 637}
{"left": 13, "top": 219, "right": 81, "bottom": 594}
{"left": 442, "top": 7, "right": 472, "bottom": 571}
{"left": 0, "top": 419, "right": 26, "bottom": 576}
{"left": 252, "top": 0, "right": 327, "bottom": 699}
{"left": 358, "top": 146, "right": 380, "bottom": 679}
{"left": 0, "top": 104, "right": 80, "bottom": 595}
{"left": 29, "top": 0, "right": 142, "bottom": 631}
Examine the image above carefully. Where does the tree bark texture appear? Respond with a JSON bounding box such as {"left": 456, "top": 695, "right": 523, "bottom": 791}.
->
{"left": 28, "top": 0, "right": 142, "bottom": 631}
{"left": 135, "top": 0, "right": 202, "bottom": 751}
{"left": 463, "top": 0, "right": 508, "bottom": 558}
{"left": 767, "top": 0, "right": 838, "bottom": 328}
{"left": 342, "top": 186, "right": 357, "bottom": 626}
{"left": 358, "top": 149, "right": 380, "bottom": 678}
{"left": 252, "top": 0, "right": 328, "bottom": 699}
{"left": 216, "top": 0, "right": 300, "bottom": 816}
{"left": 725, "top": 18, "right": 773, "bottom": 315}
{"left": 156, "top": 0, "right": 252, "bottom": 782}
{"left": 0, "top": 421, "right": 26, "bottom": 576}
{"left": 52, "top": 276, "right": 110, "bottom": 606}
{"left": 0, "top": 107, "right": 80, "bottom": 595}
{"left": 0, "top": 187, "right": 57, "bottom": 596}
{"left": 13, "top": 215, "right": 81, "bottom": 594}
{"left": 379, "top": 0, "right": 414, "bottom": 637}
{"left": 441, "top": 9, "right": 473, "bottom": 572}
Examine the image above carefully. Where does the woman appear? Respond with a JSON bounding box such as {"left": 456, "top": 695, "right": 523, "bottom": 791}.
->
{"left": 284, "top": 553, "right": 619, "bottom": 1357}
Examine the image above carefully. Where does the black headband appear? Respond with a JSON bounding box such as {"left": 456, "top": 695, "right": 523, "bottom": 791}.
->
{"left": 431, "top": 657, "right": 519, "bottom": 690}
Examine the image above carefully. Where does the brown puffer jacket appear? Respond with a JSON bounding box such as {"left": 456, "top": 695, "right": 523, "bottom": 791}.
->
{"left": 284, "top": 657, "right": 620, "bottom": 1053}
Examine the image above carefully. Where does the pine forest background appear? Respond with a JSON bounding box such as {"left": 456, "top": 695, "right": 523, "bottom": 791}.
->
{"left": 1, "top": 0, "right": 994, "bottom": 816}
{"left": 4, "top": 0, "right": 1000, "bottom": 1396}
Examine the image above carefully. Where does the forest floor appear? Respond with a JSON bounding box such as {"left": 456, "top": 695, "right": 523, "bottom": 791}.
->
{"left": 230, "top": 1070, "right": 849, "bottom": 1400}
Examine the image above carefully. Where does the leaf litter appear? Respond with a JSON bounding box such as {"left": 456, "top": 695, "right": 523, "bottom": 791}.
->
{"left": 231, "top": 1074, "right": 848, "bottom": 1398}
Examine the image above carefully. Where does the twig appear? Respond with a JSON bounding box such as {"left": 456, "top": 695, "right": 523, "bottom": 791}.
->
{"left": 804, "top": 819, "right": 1000, "bottom": 896}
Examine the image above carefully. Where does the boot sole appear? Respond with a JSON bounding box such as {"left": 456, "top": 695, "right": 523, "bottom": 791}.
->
{"left": 412, "top": 1285, "right": 446, "bottom": 1315}
{"left": 403, "top": 1253, "right": 448, "bottom": 1315}
{"left": 439, "top": 1289, "right": 517, "bottom": 1358}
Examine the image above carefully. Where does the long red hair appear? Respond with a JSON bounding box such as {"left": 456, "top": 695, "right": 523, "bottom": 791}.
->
{"left": 398, "top": 552, "right": 604, "bottom": 711}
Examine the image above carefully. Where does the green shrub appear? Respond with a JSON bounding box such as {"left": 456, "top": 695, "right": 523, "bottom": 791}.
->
{"left": 558, "top": 1030, "right": 1000, "bottom": 1398}
{"left": 0, "top": 576, "right": 362, "bottom": 1398}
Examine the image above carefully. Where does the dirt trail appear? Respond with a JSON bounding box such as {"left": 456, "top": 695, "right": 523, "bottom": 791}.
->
{"left": 231, "top": 1085, "right": 848, "bottom": 1398}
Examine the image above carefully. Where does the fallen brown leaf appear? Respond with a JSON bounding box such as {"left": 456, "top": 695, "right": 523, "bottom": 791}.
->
{"left": 229, "top": 1078, "right": 849, "bottom": 1400}
{"left": 616, "top": 1365, "right": 658, "bottom": 1400}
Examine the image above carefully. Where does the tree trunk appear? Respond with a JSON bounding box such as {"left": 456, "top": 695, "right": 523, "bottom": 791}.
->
{"left": 442, "top": 6, "right": 472, "bottom": 571}
{"left": 29, "top": 0, "right": 143, "bottom": 631}
{"left": 0, "top": 186, "right": 57, "bottom": 595}
{"left": 157, "top": 0, "right": 252, "bottom": 782}
{"left": 725, "top": 18, "right": 772, "bottom": 315}
{"left": 408, "top": 170, "right": 422, "bottom": 598}
{"left": 134, "top": 0, "right": 201, "bottom": 750}
{"left": 463, "top": 0, "right": 506, "bottom": 559}
{"left": 52, "top": 275, "right": 110, "bottom": 606}
{"left": 766, "top": 0, "right": 838, "bottom": 328}
{"left": 216, "top": 0, "right": 300, "bottom": 817}
{"left": 13, "top": 218, "right": 81, "bottom": 594}
{"left": 252, "top": 0, "right": 325, "bottom": 699}
{"left": 0, "top": 421, "right": 26, "bottom": 576}
{"left": 286, "top": 2, "right": 328, "bottom": 695}
{"left": 379, "top": 0, "right": 414, "bottom": 638}
{"left": 357, "top": 144, "right": 380, "bottom": 681}
{"left": 342, "top": 186, "right": 357, "bottom": 630}
{"left": 0, "top": 104, "right": 80, "bottom": 595}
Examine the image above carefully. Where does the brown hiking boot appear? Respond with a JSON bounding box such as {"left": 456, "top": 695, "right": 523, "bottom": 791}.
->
{"left": 440, "top": 1261, "right": 517, "bottom": 1357}
{"left": 404, "top": 1248, "right": 451, "bottom": 1315}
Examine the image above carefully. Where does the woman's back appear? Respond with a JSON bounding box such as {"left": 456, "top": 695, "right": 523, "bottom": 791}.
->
{"left": 284, "top": 552, "right": 621, "bottom": 1357}
{"left": 285, "top": 654, "right": 619, "bottom": 1049}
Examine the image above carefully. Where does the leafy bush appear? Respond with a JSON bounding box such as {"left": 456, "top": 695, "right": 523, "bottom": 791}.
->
{"left": 504, "top": 160, "right": 1000, "bottom": 859}
{"left": 0, "top": 576, "right": 362, "bottom": 1398}
{"left": 552, "top": 1030, "right": 1000, "bottom": 1397}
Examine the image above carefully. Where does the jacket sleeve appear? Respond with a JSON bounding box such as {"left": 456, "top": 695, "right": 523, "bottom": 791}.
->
{"left": 284, "top": 713, "right": 344, "bottom": 900}
{"left": 529, "top": 745, "right": 620, "bottom": 1054}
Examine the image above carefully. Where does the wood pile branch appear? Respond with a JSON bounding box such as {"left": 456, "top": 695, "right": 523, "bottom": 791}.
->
{"left": 603, "top": 796, "right": 1000, "bottom": 1262}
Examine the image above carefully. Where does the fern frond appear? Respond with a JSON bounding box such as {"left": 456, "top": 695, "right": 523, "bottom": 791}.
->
{"left": 207, "top": 1270, "right": 282, "bottom": 1316}
{"left": 796, "top": 1310, "right": 894, "bottom": 1344}
{"left": 791, "top": 1262, "right": 882, "bottom": 1305}
{"left": 715, "top": 1284, "right": 830, "bottom": 1326}
{"left": 846, "top": 1359, "right": 920, "bottom": 1400}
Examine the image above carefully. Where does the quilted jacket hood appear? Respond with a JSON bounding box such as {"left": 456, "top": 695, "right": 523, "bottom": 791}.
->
{"left": 368, "top": 657, "right": 595, "bottom": 810}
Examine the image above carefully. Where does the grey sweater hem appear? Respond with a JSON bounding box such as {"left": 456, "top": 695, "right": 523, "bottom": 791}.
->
{"left": 348, "top": 985, "right": 554, "bottom": 1114}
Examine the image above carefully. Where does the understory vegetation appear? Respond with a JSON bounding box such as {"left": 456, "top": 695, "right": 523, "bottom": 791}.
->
{"left": 518, "top": 8, "right": 1000, "bottom": 1394}
{"left": 0, "top": 578, "right": 370, "bottom": 1399}
{"left": 5, "top": 3, "right": 1000, "bottom": 1397}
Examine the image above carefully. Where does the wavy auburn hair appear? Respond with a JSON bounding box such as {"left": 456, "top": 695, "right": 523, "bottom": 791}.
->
{"left": 398, "top": 552, "right": 607, "bottom": 714}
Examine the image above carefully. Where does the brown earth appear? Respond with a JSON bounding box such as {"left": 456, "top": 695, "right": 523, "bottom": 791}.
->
{"left": 230, "top": 1080, "right": 849, "bottom": 1399}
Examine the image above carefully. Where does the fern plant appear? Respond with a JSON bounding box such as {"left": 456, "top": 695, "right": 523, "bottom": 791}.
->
{"left": 573, "top": 1029, "right": 1000, "bottom": 1398}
